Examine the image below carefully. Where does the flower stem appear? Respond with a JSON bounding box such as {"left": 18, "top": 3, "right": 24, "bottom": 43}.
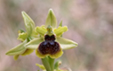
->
{"left": 48, "top": 56, "right": 54, "bottom": 71}
{"left": 41, "top": 57, "right": 51, "bottom": 71}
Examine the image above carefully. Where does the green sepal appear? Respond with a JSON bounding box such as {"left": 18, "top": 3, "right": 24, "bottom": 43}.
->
{"left": 6, "top": 40, "right": 27, "bottom": 55}
{"left": 22, "top": 11, "right": 35, "bottom": 36}
{"left": 35, "top": 26, "right": 47, "bottom": 36}
{"left": 45, "top": 9, "right": 57, "bottom": 28}
{"left": 21, "top": 49, "right": 34, "bottom": 56}
{"left": 17, "top": 32, "right": 27, "bottom": 41}
{"left": 25, "top": 38, "right": 44, "bottom": 49}
{"left": 54, "top": 26, "right": 68, "bottom": 36}
{"left": 36, "top": 63, "right": 45, "bottom": 70}
{"left": 56, "top": 37, "right": 78, "bottom": 50}
{"left": 14, "top": 55, "right": 19, "bottom": 60}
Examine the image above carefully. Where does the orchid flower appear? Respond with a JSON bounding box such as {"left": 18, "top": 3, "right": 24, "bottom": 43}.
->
{"left": 6, "top": 11, "right": 37, "bottom": 60}
{"left": 6, "top": 9, "right": 78, "bottom": 71}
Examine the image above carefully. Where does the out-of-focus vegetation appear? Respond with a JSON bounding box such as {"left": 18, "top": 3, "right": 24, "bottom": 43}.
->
{"left": 0, "top": 0, "right": 113, "bottom": 71}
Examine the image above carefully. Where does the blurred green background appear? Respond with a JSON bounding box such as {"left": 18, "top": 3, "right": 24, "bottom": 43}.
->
{"left": 0, "top": 0, "right": 113, "bottom": 71}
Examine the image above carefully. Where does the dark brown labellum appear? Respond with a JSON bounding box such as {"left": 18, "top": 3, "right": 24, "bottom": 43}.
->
{"left": 38, "top": 35, "right": 60, "bottom": 55}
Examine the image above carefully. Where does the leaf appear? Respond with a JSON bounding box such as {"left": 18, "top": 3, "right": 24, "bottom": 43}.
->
{"left": 56, "top": 37, "right": 78, "bottom": 50}
{"left": 6, "top": 40, "right": 27, "bottom": 55}
{"left": 36, "top": 63, "right": 45, "bottom": 70}
{"left": 54, "top": 26, "right": 68, "bottom": 36}
{"left": 45, "top": 9, "right": 57, "bottom": 28}
{"left": 22, "top": 11, "right": 35, "bottom": 36}
{"left": 25, "top": 38, "right": 44, "bottom": 49}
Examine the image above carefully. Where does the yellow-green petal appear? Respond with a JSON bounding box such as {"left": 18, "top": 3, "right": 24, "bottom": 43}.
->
{"left": 54, "top": 26, "right": 68, "bottom": 36}
{"left": 35, "top": 26, "right": 47, "bottom": 36}
{"left": 45, "top": 9, "right": 57, "bottom": 28}
{"left": 25, "top": 38, "right": 44, "bottom": 49}
{"left": 6, "top": 40, "right": 27, "bottom": 55}
{"left": 56, "top": 37, "right": 78, "bottom": 50}
{"left": 14, "top": 55, "right": 19, "bottom": 60}
{"left": 17, "top": 32, "right": 27, "bottom": 41}
{"left": 21, "top": 49, "right": 34, "bottom": 56}
{"left": 22, "top": 11, "right": 35, "bottom": 36}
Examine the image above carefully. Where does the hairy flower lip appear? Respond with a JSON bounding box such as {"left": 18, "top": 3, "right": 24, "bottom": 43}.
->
{"left": 38, "top": 34, "right": 61, "bottom": 55}
{"left": 38, "top": 41, "right": 61, "bottom": 55}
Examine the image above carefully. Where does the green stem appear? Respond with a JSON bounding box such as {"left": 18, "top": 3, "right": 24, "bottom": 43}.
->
{"left": 48, "top": 56, "right": 55, "bottom": 71}
{"left": 41, "top": 57, "right": 51, "bottom": 71}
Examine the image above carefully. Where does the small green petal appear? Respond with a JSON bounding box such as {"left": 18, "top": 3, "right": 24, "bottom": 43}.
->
{"left": 35, "top": 26, "right": 47, "bottom": 36}
{"left": 22, "top": 11, "right": 35, "bottom": 36}
{"left": 36, "top": 63, "right": 45, "bottom": 70}
{"left": 6, "top": 40, "right": 27, "bottom": 55}
{"left": 54, "top": 26, "right": 68, "bottom": 36}
{"left": 49, "top": 49, "right": 63, "bottom": 59}
{"left": 17, "top": 32, "right": 27, "bottom": 41}
{"left": 45, "top": 9, "right": 57, "bottom": 28}
{"left": 25, "top": 38, "right": 44, "bottom": 49}
{"left": 21, "top": 49, "right": 34, "bottom": 56}
{"left": 14, "top": 55, "right": 19, "bottom": 60}
{"left": 56, "top": 37, "right": 78, "bottom": 50}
